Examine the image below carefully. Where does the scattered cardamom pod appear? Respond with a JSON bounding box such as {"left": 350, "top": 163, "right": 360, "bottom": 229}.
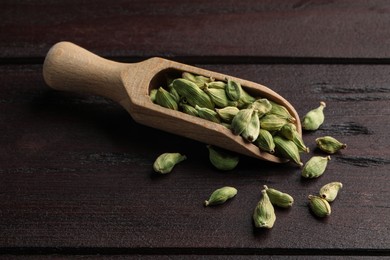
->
{"left": 302, "top": 155, "right": 331, "bottom": 178}
{"left": 204, "top": 186, "right": 237, "bottom": 206}
{"left": 273, "top": 136, "right": 303, "bottom": 166}
{"left": 207, "top": 145, "right": 239, "bottom": 171}
{"left": 264, "top": 185, "right": 294, "bottom": 208}
{"left": 231, "top": 107, "right": 254, "bottom": 135}
{"left": 254, "top": 129, "right": 275, "bottom": 154}
{"left": 308, "top": 195, "right": 331, "bottom": 217}
{"left": 153, "top": 152, "right": 187, "bottom": 174}
{"left": 302, "top": 101, "right": 326, "bottom": 130}
{"left": 319, "top": 182, "right": 343, "bottom": 202}
{"left": 241, "top": 110, "right": 260, "bottom": 142}
{"left": 215, "top": 106, "right": 240, "bottom": 123}
{"left": 195, "top": 105, "right": 221, "bottom": 123}
{"left": 316, "top": 136, "right": 347, "bottom": 154}
{"left": 253, "top": 189, "right": 276, "bottom": 229}
{"left": 172, "top": 78, "right": 214, "bottom": 109}
{"left": 225, "top": 79, "right": 242, "bottom": 101}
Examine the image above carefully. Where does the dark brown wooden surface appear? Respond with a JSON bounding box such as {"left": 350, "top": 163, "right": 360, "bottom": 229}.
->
{"left": 1, "top": 1, "right": 390, "bottom": 258}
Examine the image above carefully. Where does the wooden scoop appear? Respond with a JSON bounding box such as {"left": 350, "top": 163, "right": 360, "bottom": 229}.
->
{"left": 43, "top": 41, "right": 301, "bottom": 163}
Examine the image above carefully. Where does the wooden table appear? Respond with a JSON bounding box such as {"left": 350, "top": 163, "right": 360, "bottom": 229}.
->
{"left": 1, "top": 1, "right": 389, "bottom": 258}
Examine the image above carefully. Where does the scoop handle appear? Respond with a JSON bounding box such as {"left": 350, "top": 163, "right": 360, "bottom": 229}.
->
{"left": 43, "top": 41, "right": 129, "bottom": 103}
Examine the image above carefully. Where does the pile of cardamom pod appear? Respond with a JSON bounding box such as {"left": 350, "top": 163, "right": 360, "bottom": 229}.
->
{"left": 150, "top": 71, "right": 309, "bottom": 166}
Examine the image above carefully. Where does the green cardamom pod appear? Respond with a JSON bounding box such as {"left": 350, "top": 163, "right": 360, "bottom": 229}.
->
{"left": 204, "top": 186, "right": 237, "bottom": 206}
{"left": 279, "top": 123, "right": 297, "bottom": 140}
{"left": 181, "top": 72, "right": 197, "bottom": 83}
{"left": 241, "top": 110, "right": 260, "bottom": 142}
{"left": 155, "top": 87, "right": 179, "bottom": 110}
{"left": 215, "top": 106, "right": 240, "bottom": 123}
{"left": 172, "top": 78, "right": 214, "bottom": 109}
{"left": 264, "top": 185, "right": 294, "bottom": 208}
{"left": 316, "top": 136, "right": 347, "bottom": 154}
{"left": 308, "top": 195, "right": 331, "bottom": 217}
{"left": 204, "top": 81, "right": 226, "bottom": 89}
{"left": 231, "top": 107, "right": 254, "bottom": 135}
{"left": 302, "top": 101, "right": 326, "bottom": 130}
{"left": 207, "top": 145, "right": 240, "bottom": 171}
{"left": 225, "top": 79, "right": 242, "bottom": 101}
{"left": 253, "top": 189, "right": 276, "bottom": 229}
{"left": 249, "top": 98, "right": 272, "bottom": 116}
{"left": 194, "top": 75, "right": 214, "bottom": 88}
{"left": 319, "top": 182, "right": 343, "bottom": 202}
{"left": 150, "top": 89, "right": 158, "bottom": 103}
{"left": 195, "top": 105, "right": 221, "bottom": 123}
{"left": 254, "top": 129, "right": 275, "bottom": 154}
{"left": 167, "top": 83, "right": 181, "bottom": 103}
{"left": 269, "top": 101, "right": 296, "bottom": 122}
{"left": 302, "top": 155, "right": 331, "bottom": 178}
{"left": 273, "top": 136, "right": 303, "bottom": 166}
{"left": 260, "top": 114, "right": 289, "bottom": 131}
{"left": 153, "top": 152, "right": 187, "bottom": 174}
{"left": 237, "top": 88, "right": 256, "bottom": 108}
{"left": 179, "top": 103, "right": 199, "bottom": 117}
{"left": 292, "top": 131, "right": 310, "bottom": 153}
{"left": 204, "top": 87, "right": 235, "bottom": 108}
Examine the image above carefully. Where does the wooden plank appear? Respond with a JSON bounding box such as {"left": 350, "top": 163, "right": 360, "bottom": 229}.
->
{"left": 2, "top": 0, "right": 390, "bottom": 60}
{"left": 0, "top": 64, "right": 389, "bottom": 255}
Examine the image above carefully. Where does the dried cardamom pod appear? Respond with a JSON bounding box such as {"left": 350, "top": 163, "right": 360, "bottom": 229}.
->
{"left": 231, "top": 107, "right": 254, "bottom": 135}
{"left": 253, "top": 189, "right": 276, "bottom": 229}
{"left": 264, "top": 185, "right": 294, "bottom": 208}
{"left": 302, "top": 155, "right": 331, "bottom": 178}
{"left": 241, "top": 110, "right": 260, "bottom": 142}
{"left": 195, "top": 105, "right": 221, "bottom": 123}
{"left": 260, "top": 114, "right": 289, "bottom": 131}
{"left": 207, "top": 145, "right": 240, "bottom": 171}
{"left": 153, "top": 152, "right": 187, "bottom": 174}
{"left": 279, "top": 123, "right": 297, "bottom": 140}
{"left": 204, "top": 186, "right": 237, "bottom": 206}
{"left": 308, "top": 195, "right": 331, "bottom": 217}
{"left": 150, "top": 89, "right": 158, "bottom": 103}
{"left": 319, "top": 182, "right": 343, "bottom": 202}
{"left": 172, "top": 78, "right": 214, "bottom": 109}
{"left": 179, "top": 103, "right": 199, "bottom": 117}
{"left": 249, "top": 98, "right": 272, "bottom": 116}
{"left": 302, "top": 101, "right": 326, "bottom": 131}
{"left": 273, "top": 136, "right": 303, "bottom": 166}
{"left": 155, "top": 87, "right": 179, "bottom": 110}
{"left": 237, "top": 88, "right": 256, "bottom": 108}
{"left": 225, "top": 79, "right": 242, "bottom": 101}
{"left": 204, "top": 87, "right": 235, "bottom": 108}
{"left": 269, "top": 101, "right": 296, "bottom": 122}
{"left": 168, "top": 83, "right": 181, "bottom": 103}
{"left": 254, "top": 129, "right": 275, "bottom": 153}
{"left": 316, "top": 136, "right": 347, "bottom": 154}
{"left": 292, "top": 131, "right": 310, "bottom": 153}
{"left": 205, "top": 81, "right": 226, "bottom": 89}
{"left": 215, "top": 106, "right": 240, "bottom": 123}
{"left": 182, "top": 72, "right": 213, "bottom": 88}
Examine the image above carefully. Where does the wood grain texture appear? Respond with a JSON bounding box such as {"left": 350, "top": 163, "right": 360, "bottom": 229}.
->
{"left": 2, "top": 0, "right": 390, "bottom": 60}
{"left": 0, "top": 64, "right": 389, "bottom": 256}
